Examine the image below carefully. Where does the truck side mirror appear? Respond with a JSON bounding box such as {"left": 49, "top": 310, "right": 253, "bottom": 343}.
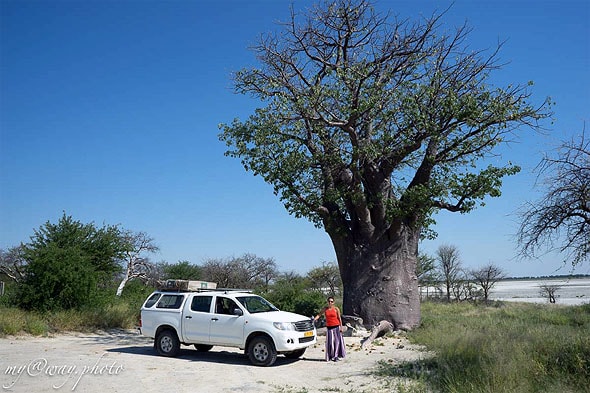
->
{"left": 233, "top": 308, "right": 243, "bottom": 317}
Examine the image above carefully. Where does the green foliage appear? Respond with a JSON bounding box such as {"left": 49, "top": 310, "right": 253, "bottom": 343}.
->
{"left": 292, "top": 291, "right": 327, "bottom": 316}
{"left": 119, "top": 279, "right": 156, "bottom": 313}
{"left": 262, "top": 275, "right": 325, "bottom": 316}
{"left": 0, "top": 279, "right": 18, "bottom": 307}
{"left": 17, "top": 213, "right": 127, "bottom": 311}
{"left": 378, "top": 301, "right": 590, "bottom": 393}
{"left": 26, "top": 213, "right": 125, "bottom": 279}
{"left": 160, "top": 260, "right": 202, "bottom": 280}
{"left": 416, "top": 253, "right": 438, "bottom": 286}
{"left": 17, "top": 244, "right": 98, "bottom": 311}
{"left": 219, "top": 1, "right": 551, "bottom": 235}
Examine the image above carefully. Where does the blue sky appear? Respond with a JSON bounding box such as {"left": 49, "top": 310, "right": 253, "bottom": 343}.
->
{"left": 1, "top": 0, "right": 588, "bottom": 278}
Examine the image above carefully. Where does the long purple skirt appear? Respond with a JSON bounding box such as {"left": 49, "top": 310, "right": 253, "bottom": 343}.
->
{"left": 325, "top": 326, "right": 346, "bottom": 361}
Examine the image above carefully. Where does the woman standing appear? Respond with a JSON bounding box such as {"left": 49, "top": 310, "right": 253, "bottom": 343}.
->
{"left": 314, "top": 296, "right": 346, "bottom": 361}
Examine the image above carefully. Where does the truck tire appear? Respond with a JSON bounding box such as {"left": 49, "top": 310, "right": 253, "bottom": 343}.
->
{"left": 247, "top": 336, "right": 277, "bottom": 366}
{"left": 284, "top": 348, "right": 306, "bottom": 359}
{"left": 194, "top": 344, "right": 213, "bottom": 352}
{"left": 155, "top": 330, "right": 180, "bottom": 357}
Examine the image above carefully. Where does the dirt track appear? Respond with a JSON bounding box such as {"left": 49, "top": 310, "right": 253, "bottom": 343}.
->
{"left": 0, "top": 329, "right": 428, "bottom": 393}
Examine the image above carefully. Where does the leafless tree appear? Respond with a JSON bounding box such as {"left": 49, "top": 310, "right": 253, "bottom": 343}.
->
{"left": 306, "top": 261, "right": 342, "bottom": 295}
{"left": 471, "top": 263, "right": 507, "bottom": 301}
{"left": 200, "top": 254, "right": 278, "bottom": 289}
{"left": 518, "top": 130, "right": 590, "bottom": 267}
{"left": 450, "top": 269, "right": 479, "bottom": 301}
{"left": 242, "top": 253, "right": 279, "bottom": 289}
{"left": 436, "top": 244, "right": 462, "bottom": 301}
{"left": 0, "top": 245, "right": 27, "bottom": 283}
{"left": 277, "top": 270, "right": 304, "bottom": 284}
{"left": 116, "top": 231, "right": 159, "bottom": 296}
{"left": 539, "top": 283, "right": 561, "bottom": 304}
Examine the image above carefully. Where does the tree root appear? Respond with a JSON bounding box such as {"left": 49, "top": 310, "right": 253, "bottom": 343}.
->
{"left": 360, "top": 320, "right": 394, "bottom": 349}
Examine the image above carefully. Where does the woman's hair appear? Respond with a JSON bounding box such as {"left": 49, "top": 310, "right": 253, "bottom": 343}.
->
{"left": 327, "top": 296, "right": 334, "bottom": 302}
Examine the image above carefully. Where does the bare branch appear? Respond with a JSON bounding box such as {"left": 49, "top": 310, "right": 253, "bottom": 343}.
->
{"left": 517, "top": 128, "right": 589, "bottom": 266}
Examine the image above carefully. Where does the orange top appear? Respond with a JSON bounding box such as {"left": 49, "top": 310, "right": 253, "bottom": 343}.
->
{"left": 325, "top": 307, "right": 340, "bottom": 327}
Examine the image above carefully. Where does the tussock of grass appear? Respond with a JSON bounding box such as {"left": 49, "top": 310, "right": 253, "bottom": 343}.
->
{"left": 0, "top": 302, "right": 139, "bottom": 336}
{"left": 376, "top": 301, "right": 590, "bottom": 393}
{"left": 0, "top": 308, "right": 29, "bottom": 335}
{"left": 0, "top": 308, "right": 50, "bottom": 336}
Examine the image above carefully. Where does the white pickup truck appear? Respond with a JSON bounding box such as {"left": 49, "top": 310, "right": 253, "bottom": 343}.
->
{"left": 139, "top": 285, "right": 316, "bottom": 366}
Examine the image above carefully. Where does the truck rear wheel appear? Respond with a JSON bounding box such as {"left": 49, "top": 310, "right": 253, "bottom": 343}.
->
{"left": 155, "top": 330, "right": 180, "bottom": 357}
{"left": 247, "top": 336, "right": 277, "bottom": 366}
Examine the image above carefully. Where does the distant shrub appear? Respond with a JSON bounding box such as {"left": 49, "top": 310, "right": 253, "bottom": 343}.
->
{"left": 262, "top": 277, "right": 325, "bottom": 316}
{"left": 17, "top": 245, "right": 99, "bottom": 311}
{"left": 292, "top": 291, "right": 326, "bottom": 316}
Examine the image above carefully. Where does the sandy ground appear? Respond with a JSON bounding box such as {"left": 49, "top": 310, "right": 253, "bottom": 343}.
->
{"left": 0, "top": 329, "right": 429, "bottom": 393}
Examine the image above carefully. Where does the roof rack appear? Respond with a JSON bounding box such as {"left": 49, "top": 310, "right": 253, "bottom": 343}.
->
{"left": 159, "top": 279, "right": 217, "bottom": 291}
{"left": 158, "top": 280, "right": 253, "bottom": 294}
{"left": 158, "top": 287, "right": 253, "bottom": 294}
{"left": 215, "top": 288, "right": 254, "bottom": 294}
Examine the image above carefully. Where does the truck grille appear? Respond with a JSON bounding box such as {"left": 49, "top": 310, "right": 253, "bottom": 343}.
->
{"left": 299, "top": 336, "right": 314, "bottom": 343}
{"left": 294, "top": 320, "right": 314, "bottom": 332}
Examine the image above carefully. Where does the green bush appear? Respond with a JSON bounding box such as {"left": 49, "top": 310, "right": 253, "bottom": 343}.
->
{"left": 0, "top": 280, "right": 18, "bottom": 307}
{"left": 15, "top": 213, "right": 127, "bottom": 312}
{"left": 262, "top": 277, "right": 325, "bottom": 316}
{"left": 17, "top": 245, "right": 98, "bottom": 311}
{"left": 292, "top": 291, "right": 326, "bottom": 316}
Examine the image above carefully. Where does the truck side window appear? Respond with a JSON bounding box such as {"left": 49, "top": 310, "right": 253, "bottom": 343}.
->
{"left": 215, "top": 297, "right": 239, "bottom": 315}
{"left": 156, "top": 295, "right": 184, "bottom": 309}
{"left": 191, "top": 296, "right": 212, "bottom": 313}
{"left": 144, "top": 293, "right": 161, "bottom": 308}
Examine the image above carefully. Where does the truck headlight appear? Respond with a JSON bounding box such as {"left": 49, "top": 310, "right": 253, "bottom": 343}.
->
{"left": 273, "top": 322, "right": 296, "bottom": 331}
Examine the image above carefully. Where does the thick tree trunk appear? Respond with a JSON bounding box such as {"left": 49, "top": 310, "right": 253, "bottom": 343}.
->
{"left": 331, "top": 225, "right": 421, "bottom": 330}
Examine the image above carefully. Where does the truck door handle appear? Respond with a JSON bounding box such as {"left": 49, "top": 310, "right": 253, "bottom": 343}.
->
{"left": 185, "top": 316, "right": 192, "bottom": 319}
{"left": 211, "top": 317, "right": 218, "bottom": 321}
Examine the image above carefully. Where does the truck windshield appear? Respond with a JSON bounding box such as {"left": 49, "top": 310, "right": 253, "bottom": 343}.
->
{"left": 236, "top": 295, "right": 279, "bottom": 314}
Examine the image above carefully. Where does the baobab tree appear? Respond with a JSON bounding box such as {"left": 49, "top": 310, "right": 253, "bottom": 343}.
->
{"left": 220, "top": 0, "right": 551, "bottom": 329}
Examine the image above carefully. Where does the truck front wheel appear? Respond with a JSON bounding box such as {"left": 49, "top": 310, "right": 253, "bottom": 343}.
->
{"left": 247, "top": 336, "right": 277, "bottom": 366}
{"left": 155, "top": 330, "right": 180, "bottom": 357}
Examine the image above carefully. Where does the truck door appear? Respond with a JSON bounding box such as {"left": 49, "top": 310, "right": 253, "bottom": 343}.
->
{"left": 209, "top": 296, "right": 245, "bottom": 346}
{"left": 183, "top": 295, "right": 214, "bottom": 343}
